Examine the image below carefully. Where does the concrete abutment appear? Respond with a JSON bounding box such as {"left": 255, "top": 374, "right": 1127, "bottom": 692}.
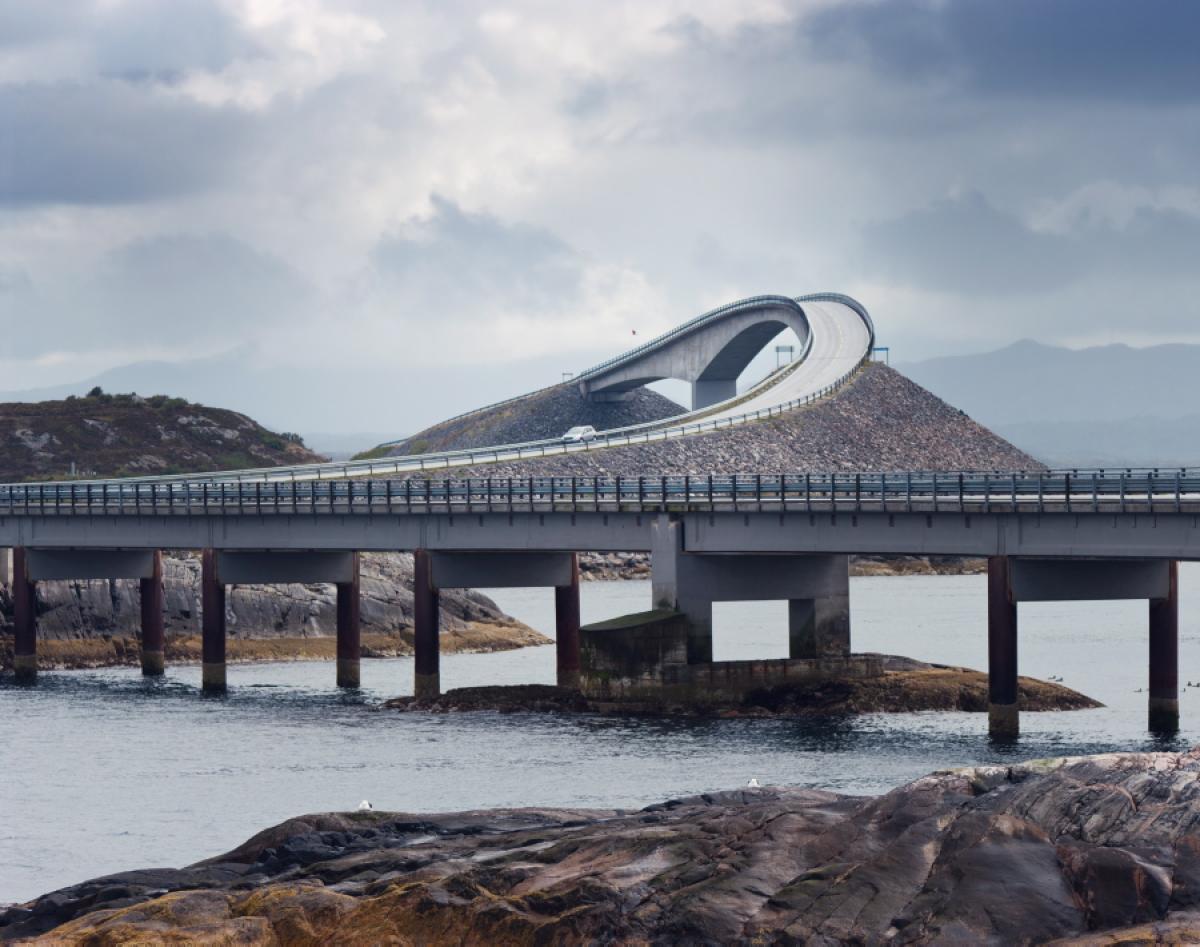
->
{"left": 651, "top": 517, "right": 851, "bottom": 665}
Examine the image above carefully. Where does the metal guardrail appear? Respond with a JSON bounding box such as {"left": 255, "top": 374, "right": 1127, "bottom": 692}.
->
{"left": 8, "top": 293, "right": 873, "bottom": 489}
{"left": 4, "top": 469, "right": 1200, "bottom": 517}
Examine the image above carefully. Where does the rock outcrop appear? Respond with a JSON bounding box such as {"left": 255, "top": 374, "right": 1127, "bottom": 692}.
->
{"left": 8, "top": 749, "right": 1200, "bottom": 943}
{"left": 382, "top": 658, "right": 1099, "bottom": 717}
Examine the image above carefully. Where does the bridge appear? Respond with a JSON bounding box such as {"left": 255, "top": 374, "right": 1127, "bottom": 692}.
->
{"left": 0, "top": 293, "right": 1189, "bottom": 738}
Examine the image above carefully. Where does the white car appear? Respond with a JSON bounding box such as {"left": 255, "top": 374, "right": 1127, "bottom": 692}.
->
{"left": 561, "top": 425, "right": 598, "bottom": 443}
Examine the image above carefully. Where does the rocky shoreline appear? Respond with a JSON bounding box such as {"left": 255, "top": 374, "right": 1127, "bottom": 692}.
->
{"left": 383, "top": 656, "right": 1099, "bottom": 717}
{"left": 1, "top": 551, "right": 549, "bottom": 671}
{"left": 8, "top": 747, "right": 1200, "bottom": 943}
{"left": 0, "top": 620, "right": 547, "bottom": 672}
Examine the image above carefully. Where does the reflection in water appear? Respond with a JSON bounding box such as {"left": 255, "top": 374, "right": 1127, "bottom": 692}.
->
{"left": 4, "top": 569, "right": 1200, "bottom": 902}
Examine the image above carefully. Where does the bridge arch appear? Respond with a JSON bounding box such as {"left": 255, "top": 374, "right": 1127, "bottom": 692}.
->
{"left": 576, "top": 297, "right": 810, "bottom": 410}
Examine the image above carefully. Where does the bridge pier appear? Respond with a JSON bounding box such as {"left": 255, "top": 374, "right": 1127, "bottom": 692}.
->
{"left": 201, "top": 549, "right": 226, "bottom": 694}
{"left": 692, "top": 378, "right": 736, "bottom": 410}
{"left": 140, "top": 550, "right": 165, "bottom": 676}
{"left": 987, "top": 557, "right": 1019, "bottom": 739}
{"left": 413, "top": 550, "right": 440, "bottom": 699}
{"left": 12, "top": 547, "right": 37, "bottom": 684}
{"left": 555, "top": 553, "right": 582, "bottom": 689}
{"left": 651, "top": 518, "right": 851, "bottom": 662}
{"left": 988, "top": 556, "right": 1180, "bottom": 738}
{"left": 336, "top": 552, "right": 361, "bottom": 688}
{"left": 1149, "top": 560, "right": 1179, "bottom": 733}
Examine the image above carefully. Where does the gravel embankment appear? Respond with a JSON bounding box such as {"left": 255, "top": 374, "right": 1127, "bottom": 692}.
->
{"left": 384, "top": 364, "right": 1043, "bottom": 478}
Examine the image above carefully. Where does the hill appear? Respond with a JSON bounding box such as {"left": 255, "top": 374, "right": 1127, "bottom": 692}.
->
{"left": 0, "top": 388, "right": 325, "bottom": 482}
{"left": 376, "top": 364, "right": 1042, "bottom": 478}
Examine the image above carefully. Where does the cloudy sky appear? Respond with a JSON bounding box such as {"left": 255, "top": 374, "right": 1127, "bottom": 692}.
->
{"left": 1, "top": 0, "right": 1198, "bottom": 435}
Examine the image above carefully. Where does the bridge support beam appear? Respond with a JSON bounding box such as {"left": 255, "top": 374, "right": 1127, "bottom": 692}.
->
{"left": 413, "top": 550, "right": 440, "bottom": 699}
{"left": 555, "top": 553, "right": 582, "bottom": 689}
{"left": 336, "top": 552, "right": 361, "bottom": 688}
{"left": 201, "top": 549, "right": 226, "bottom": 694}
{"left": 140, "top": 550, "right": 165, "bottom": 676}
{"left": 692, "top": 378, "right": 736, "bottom": 410}
{"left": 651, "top": 518, "right": 850, "bottom": 663}
{"left": 1149, "top": 560, "right": 1179, "bottom": 733}
{"left": 987, "top": 557, "right": 1019, "bottom": 739}
{"left": 12, "top": 547, "right": 37, "bottom": 684}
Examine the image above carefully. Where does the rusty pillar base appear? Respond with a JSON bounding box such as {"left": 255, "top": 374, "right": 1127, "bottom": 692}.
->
{"left": 337, "top": 658, "right": 361, "bottom": 689}
{"left": 141, "top": 650, "right": 165, "bottom": 677}
{"left": 12, "top": 653, "right": 37, "bottom": 685}
{"left": 1149, "top": 697, "right": 1180, "bottom": 734}
{"left": 988, "top": 702, "right": 1019, "bottom": 739}
{"left": 201, "top": 662, "right": 227, "bottom": 694}
{"left": 415, "top": 672, "right": 441, "bottom": 700}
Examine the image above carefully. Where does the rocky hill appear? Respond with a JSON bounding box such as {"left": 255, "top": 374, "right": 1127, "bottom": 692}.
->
{"left": 0, "top": 388, "right": 325, "bottom": 482}
{"left": 360, "top": 383, "right": 684, "bottom": 457}
{"left": 380, "top": 364, "right": 1042, "bottom": 479}
{"left": 10, "top": 748, "right": 1200, "bottom": 943}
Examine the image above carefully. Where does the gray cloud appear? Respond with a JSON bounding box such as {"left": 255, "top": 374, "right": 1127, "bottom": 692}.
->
{"left": 0, "top": 233, "right": 315, "bottom": 359}
{"left": 0, "top": 1, "right": 1198, "bottom": 430}
{"left": 808, "top": 0, "right": 1200, "bottom": 103}
{"left": 0, "top": 0, "right": 251, "bottom": 76}
{"left": 0, "top": 81, "right": 249, "bottom": 204}
{"left": 863, "top": 191, "right": 1200, "bottom": 296}
{"left": 370, "top": 196, "right": 589, "bottom": 313}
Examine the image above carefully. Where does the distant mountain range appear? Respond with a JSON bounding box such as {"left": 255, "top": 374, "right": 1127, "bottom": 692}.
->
{"left": 898, "top": 340, "right": 1200, "bottom": 467}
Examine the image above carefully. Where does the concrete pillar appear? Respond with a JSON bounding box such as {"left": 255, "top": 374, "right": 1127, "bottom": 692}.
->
{"left": 336, "top": 552, "right": 361, "bottom": 688}
{"left": 201, "top": 549, "right": 226, "bottom": 693}
{"left": 0, "top": 547, "right": 12, "bottom": 587}
{"left": 788, "top": 592, "right": 852, "bottom": 659}
{"left": 413, "top": 549, "right": 440, "bottom": 698}
{"left": 555, "top": 552, "right": 582, "bottom": 689}
{"left": 140, "top": 550, "right": 165, "bottom": 676}
{"left": 692, "top": 378, "right": 736, "bottom": 410}
{"left": 653, "top": 517, "right": 851, "bottom": 665}
{"left": 1149, "top": 560, "right": 1179, "bottom": 733}
{"left": 987, "top": 556, "right": 1019, "bottom": 738}
{"left": 12, "top": 547, "right": 36, "bottom": 684}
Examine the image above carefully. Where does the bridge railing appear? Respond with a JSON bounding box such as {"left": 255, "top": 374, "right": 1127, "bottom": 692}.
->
{"left": 4, "top": 469, "right": 1200, "bottom": 517}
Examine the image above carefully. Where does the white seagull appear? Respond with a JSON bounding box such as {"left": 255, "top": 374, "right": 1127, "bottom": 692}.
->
{"left": 357, "top": 799, "right": 373, "bottom": 811}
{"left": 747, "top": 778, "right": 761, "bottom": 788}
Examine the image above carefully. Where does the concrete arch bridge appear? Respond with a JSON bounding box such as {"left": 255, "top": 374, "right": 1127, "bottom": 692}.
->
{"left": 574, "top": 293, "right": 872, "bottom": 410}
